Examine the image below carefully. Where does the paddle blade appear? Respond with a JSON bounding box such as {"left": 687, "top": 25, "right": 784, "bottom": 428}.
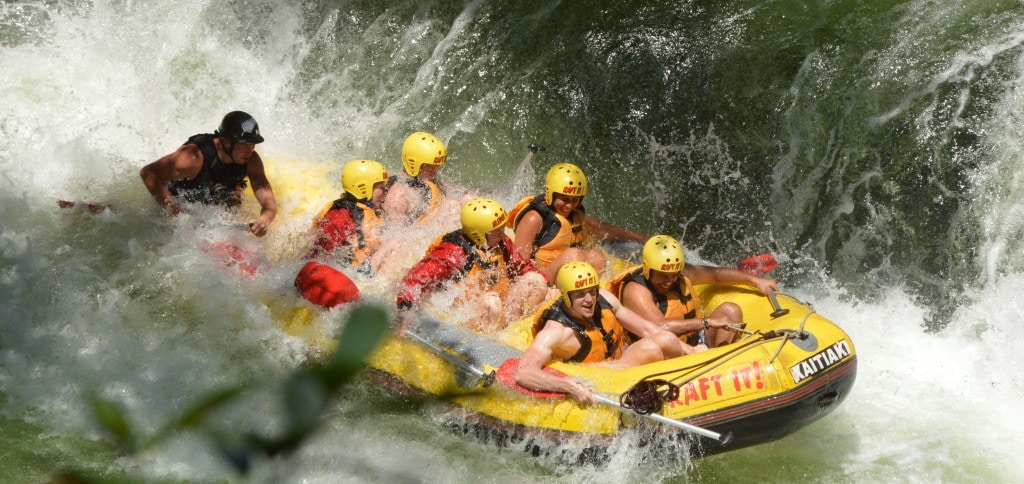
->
{"left": 737, "top": 253, "right": 778, "bottom": 275}
{"left": 294, "top": 261, "right": 361, "bottom": 308}
{"left": 719, "top": 431, "right": 734, "bottom": 446}
{"left": 495, "top": 358, "right": 566, "bottom": 399}
{"left": 58, "top": 199, "right": 109, "bottom": 213}
{"left": 202, "top": 241, "right": 263, "bottom": 276}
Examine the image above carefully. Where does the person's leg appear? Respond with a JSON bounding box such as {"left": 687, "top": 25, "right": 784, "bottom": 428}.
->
{"left": 540, "top": 247, "right": 592, "bottom": 281}
{"left": 614, "top": 338, "right": 666, "bottom": 368}
{"left": 616, "top": 332, "right": 698, "bottom": 368}
{"left": 582, "top": 248, "right": 609, "bottom": 276}
{"left": 505, "top": 272, "right": 551, "bottom": 323}
{"left": 708, "top": 302, "right": 743, "bottom": 347}
{"left": 464, "top": 292, "right": 504, "bottom": 333}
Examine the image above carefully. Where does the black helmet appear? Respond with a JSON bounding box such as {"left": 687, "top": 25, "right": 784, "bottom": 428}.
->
{"left": 217, "top": 111, "right": 264, "bottom": 145}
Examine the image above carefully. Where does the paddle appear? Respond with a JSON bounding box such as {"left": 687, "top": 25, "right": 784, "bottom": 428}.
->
{"left": 404, "top": 330, "right": 496, "bottom": 388}
{"left": 508, "top": 144, "right": 545, "bottom": 195}
{"left": 493, "top": 358, "right": 732, "bottom": 445}
{"left": 59, "top": 199, "right": 254, "bottom": 231}
{"left": 201, "top": 240, "right": 263, "bottom": 277}
{"left": 197, "top": 220, "right": 254, "bottom": 231}
{"left": 405, "top": 327, "right": 731, "bottom": 445}
{"left": 57, "top": 199, "right": 262, "bottom": 274}
{"left": 592, "top": 393, "right": 732, "bottom": 444}
{"left": 737, "top": 253, "right": 789, "bottom": 318}
{"left": 513, "top": 144, "right": 545, "bottom": 178}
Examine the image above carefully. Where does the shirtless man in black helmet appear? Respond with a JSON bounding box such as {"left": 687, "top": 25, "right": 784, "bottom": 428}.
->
{"left": 139, "top": 111, "right": 278, "bottom": 237}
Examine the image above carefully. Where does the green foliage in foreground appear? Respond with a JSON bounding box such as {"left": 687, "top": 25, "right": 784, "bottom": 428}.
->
{"left": 58, "top": 304, "right": 391, "bottom": 481}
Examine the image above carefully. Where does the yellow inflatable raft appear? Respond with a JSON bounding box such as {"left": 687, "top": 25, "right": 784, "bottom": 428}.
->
{"left": 361, "top": 284, "right": 855, "bottom": 457}
{"left": 257, "top": 158, "right": 856, "bottom": 457}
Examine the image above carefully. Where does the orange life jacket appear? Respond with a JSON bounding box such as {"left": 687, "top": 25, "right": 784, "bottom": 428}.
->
{"left": 531, "top": 295, "right": 625, "bottom": 363}
{"left": 506, "top": 194, "right": 587, "bottom": 268}
{"left": 607, "top": 266, "right": 701, "bottom": 343}
{"left": 426, "top": 230, "right": 512, "bottom": 296}
{"left": 312, "top": 197, "right": 384, "bottom": 266}
{"left": 607, "top": 266, "right": 700, "bottom": 320}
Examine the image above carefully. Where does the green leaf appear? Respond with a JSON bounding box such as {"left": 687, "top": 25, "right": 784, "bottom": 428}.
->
{"left": 283, "top": 372, "right": 329, "bottom": 434}
{"left": 81, "top": 303, "right": 393, "bottom": 474}
{"left": 88, "top": 393, "right": 137, "bottom": 454}
{"left": 143, "top": 386, "right": 245, "bottom": 451}
{"left": 210, "top": 431, "right": 256, "bottom": 475}
{"left": 323, "top": 304, "right": 390, "bottom": 383}
{"left": 169, "top": 386, "right": 245, "bottom": 429}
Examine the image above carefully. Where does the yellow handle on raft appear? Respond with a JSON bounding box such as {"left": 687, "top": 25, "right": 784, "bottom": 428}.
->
{"left": 767, "top": 287, "right": 790, "bottom": 318}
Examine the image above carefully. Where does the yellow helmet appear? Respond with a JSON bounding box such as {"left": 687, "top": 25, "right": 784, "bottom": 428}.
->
{"left": 460, "top": 197, "right": 508, "bottom": 246}
{"left": 341, "top": 159, "right": 388, "bottom": 201}
{"left": 642, "top": 235, "right": 685, "bottom": 279}
{"left": 401, "top": 132, "right": 447, "bottom": 177}
{"left": 544, "top": 163, "right": 588, "bottom": 205}
{"left": 555, "top": 261, "right": 601, "bottom": 306}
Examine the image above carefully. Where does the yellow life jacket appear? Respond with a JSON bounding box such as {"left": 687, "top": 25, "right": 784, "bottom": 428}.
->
{"left": 506, "top": 194, "right": 588, "bottom": 269}
{"left": 531, "top": 295, "right": 624, "bottom": 363}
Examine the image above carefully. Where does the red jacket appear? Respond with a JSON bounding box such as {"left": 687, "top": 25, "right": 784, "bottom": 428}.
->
{"left": 311, "top": 208, "right": 357, "bottom": 257}
{"left": 396, "top": 232, "right": 549, "bottom": 308}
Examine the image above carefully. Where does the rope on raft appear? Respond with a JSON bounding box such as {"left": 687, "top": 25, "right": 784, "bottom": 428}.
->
{"left": 619, "top": 379, "right": 679, "bottom": 415}
{"left": 766, "top": 296, "right": 815, "bottom": 364}
{"left": 618, "top": 339, "right": 761, "bottom": 416}
{"left": 621, "top": 293, "right": 818, "bottom": 416}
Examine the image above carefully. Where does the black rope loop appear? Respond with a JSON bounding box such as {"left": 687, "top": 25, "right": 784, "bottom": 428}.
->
{"left": 620, "top": 379, "right": 680, "bottom": 415}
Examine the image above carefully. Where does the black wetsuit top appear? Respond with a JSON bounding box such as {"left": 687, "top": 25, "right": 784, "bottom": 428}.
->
{"left": 167, "top": 134, "right": 248, "bottom": 207}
